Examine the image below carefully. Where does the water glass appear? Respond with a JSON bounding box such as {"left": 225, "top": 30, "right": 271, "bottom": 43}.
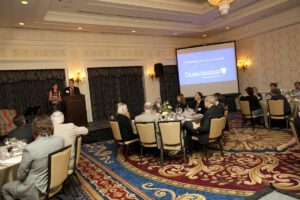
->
{"left": 3, "top": 138, "right": 10, "bottom": 146}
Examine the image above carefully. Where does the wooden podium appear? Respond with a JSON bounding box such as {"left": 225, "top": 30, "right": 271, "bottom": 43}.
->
{"left": 63, "top": 95, "right": 88, "bottom": 127}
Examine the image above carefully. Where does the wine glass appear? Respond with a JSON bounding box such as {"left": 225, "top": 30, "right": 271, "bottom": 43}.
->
{"left": 3, "top": 138, "right": 10, "bottom": 146}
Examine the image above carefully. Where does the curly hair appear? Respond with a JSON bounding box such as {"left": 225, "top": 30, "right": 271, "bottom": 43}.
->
{"left": 32, "top": 115, "right": 54, "bottom": 138}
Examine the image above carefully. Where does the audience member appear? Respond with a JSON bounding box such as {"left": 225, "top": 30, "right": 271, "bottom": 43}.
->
{"left": 270, "top": 88, "right": 291, "bottom": 115}
{"left": 175, "top": 94, "right": 187, "bottom": 112}
{"left": 64, "top": 78, "right": 80, "bottom": 96}
{"left": 275, "top": 108, "right": 300, "bottom": 151}
{"left": 253, "top": 86, "right": 263, "bottom": 101}
{"left": 269, "top": 82, "right": 278, "bottom": 91}
{"left": 293, "top": 81, "right": 300, "bottom": 97}
{"left": 214, "top": 93, "right": 225, "bottom": 115}
{"left": 2, "top": 115, "right": 64, "bottom": 200}
{"left": 152, "top": 98, "right": 161, "bottom": 113}
{"left": 8, "top": 114, "right": 34, "bottom": 143}
{"left": 240, "top": 87, "right": 262, "bottom": 115}
{"left": 135, "top": 102, "right": 160, "bottom": 122}
{"left": 48, "top": 83, "right": 62, "bottom": 112}
{"left": 192, "top": 92, "right": 206, "bottom": 114}
{"left": 51, "top": 111, "right": 88, "bottom": 168}
{"left": 183, "top": 96, "right": 223, "bottom": 150}
{"left": 115, "top": 103, "right": 137, "bottom": 141}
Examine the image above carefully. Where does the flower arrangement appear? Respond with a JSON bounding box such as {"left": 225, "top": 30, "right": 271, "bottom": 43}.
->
{"left": 159, "top": 101, "right": 172, "bottom": 115}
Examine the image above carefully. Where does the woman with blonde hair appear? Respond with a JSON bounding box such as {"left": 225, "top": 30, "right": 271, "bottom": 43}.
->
{"left": 115, "top": 103, "right": 137, "bottom": 141}
{"left": 176, "top": 94, "right": 187, "bottom": 112}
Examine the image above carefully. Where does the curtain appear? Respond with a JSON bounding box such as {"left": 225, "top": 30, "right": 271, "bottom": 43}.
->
{"left": 88, "top": 67, "right": 145, "bottom": 121}
{"left": 159, "top": 65, "right": 180, "bottom": 107}
{"left": 0, "top": 69, "right": 65, "bottom": 115}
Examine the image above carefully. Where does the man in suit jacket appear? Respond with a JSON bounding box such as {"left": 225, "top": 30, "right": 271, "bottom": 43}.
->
{"left": 8, "top": 114, "right": 34, "bottom": 143}
{"left": 183, "top": 96, "right": 223, "bottom": 149}
{"left": 51, "top": 111, "right": 88, "bottom": 168}
{"left": 64, "top": 78, "right": 80, "bottom": 96}
{"left": 192, "top": 92, "right": 206, "bottom": 114}
{"left": 2, "top": 115, "right": 64, "bottom": 200}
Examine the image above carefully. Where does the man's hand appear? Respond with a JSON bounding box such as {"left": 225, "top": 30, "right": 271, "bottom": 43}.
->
{"left": 192, "top": 122, "right": 200, "bottom": 129}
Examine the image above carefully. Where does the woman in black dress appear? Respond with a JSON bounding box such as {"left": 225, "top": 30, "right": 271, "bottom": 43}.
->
{"left": 48, "top": 83, "right": 62, "bottom": 112}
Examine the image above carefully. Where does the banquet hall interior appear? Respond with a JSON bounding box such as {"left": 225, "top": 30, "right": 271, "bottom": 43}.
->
{"left": 0, "top": 0, "right": 300, "bottom": 199}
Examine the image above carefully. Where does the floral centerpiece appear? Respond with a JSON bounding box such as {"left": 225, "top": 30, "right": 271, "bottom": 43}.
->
{"left": 159, "top": 101, "right": 172, "bottom": 116}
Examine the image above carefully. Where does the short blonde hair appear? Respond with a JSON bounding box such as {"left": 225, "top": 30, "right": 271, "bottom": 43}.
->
{"left": 117, "top": 103, "right": 127, "bottom": 114}
{"left": 205, "top": 95, "right": 216, "bottom": 105}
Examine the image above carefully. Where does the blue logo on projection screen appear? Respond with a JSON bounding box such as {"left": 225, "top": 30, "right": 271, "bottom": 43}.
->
{"left": 178, "top": 48, "right": 236, "bottom": 86}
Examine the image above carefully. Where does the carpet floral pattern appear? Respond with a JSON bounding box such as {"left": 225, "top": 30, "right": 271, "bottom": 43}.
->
{"left": 76, "top": 129, "right": 300, "bottom": 200}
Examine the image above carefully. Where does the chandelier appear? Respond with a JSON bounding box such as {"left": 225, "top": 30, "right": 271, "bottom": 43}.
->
{"left": 207, "top": 0, "right": 235, "bottom": 15}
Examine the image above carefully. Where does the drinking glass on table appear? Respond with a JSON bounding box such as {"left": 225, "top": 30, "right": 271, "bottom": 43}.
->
{"left": 3, "top": 138, "right": 10, "bottom": 146}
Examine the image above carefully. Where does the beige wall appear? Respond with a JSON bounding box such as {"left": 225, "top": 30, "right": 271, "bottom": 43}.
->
{"left": 0, "top": 27, "right": 202, "bottom": 121}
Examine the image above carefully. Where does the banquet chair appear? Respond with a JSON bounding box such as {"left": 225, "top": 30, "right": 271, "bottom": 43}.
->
{"left": 192, "top": 117, "right": 225, "bottom": 162}
{"left": 267, "top": 100, "right": 289, "bottom": 131}
{"left": 135, "top": 122, "right": 158, "bottom": 163}
{"left": 40, "top": 145, "right": 71, "bottom": 199}
{"left": 290, "top": 120, "right": 300, "bottom": 145}
{"left": 67, "top": 135, "right": 82, "bottom": 185}
{"left": 158, "top": 121, "right": 186, "bottom": 168}
{"left": 109, "top": 120, "right": 139, "bottom": 161}
{"left": 240, "top": 100, "right": 264, "bottom": 130}
{"left": 222, "top": 109, "right": 229, "bottom": 145}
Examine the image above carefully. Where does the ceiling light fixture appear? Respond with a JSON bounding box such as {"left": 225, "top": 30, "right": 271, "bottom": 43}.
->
{"left": 174, "top": 33, "right": 178, "bottom": 36}
{"left": 20, "top": 1, "right": 28, "bottom": 5}
{"left": 78, "top": 27, "right": 82, "bottom": 30}
{"left": 19, "top": 22, "right": 24, "bottom": 26}
{"left": 225, "top": 26, "right": 230, "bottom": 30}
{"left": 131, "top": 30, "right": 136, "bottom": 33}
{"left": 202, "top": 34, "right": 207, "bottom": 37}
{"left": 207, "top": 0, "right": 234, "bottom": 15}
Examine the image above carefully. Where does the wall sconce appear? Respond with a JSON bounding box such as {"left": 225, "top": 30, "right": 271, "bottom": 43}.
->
{"left": 148, "top": 73, "right": 155, "bottom": 80}
{"left": 74, "top": 71, "right": 85, "bottom": 85}
{"left": 237, "top": 59, "right": 250, "bottom": 71}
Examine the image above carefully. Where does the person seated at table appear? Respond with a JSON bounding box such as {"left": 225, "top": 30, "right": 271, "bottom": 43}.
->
{"left": 135, "top": 102, "right": 160, "bottom": 122}
{"left": 253, "top": 86, "right": 263, "bottom": 101}
{"left": 175, "top": 94, "right": 187, "bottom": 112}
{"left": 63, "top": 78, "right": 80, "bottom": 96}
{"left": 270, "top": 88, "right": 291, "bottom": 115}
{"left": 292, "top": 81, "right": 300, "bottom": 97}
{"left": 240, "top": 87, "right": 262, "bottom": 115}
{"left": 275, "top": 109, "right": 300, "bottom": 151}
{"left": 192, "top": 92, "right": 206, "bottom": 114}
{"left": 269, "top": 82, "right": 278, "bottom": 91}
{"left": 8, "top": 114, "right": 34, "bottom": 143}
{"left": 48, "top": 83, "right": 62, "bottom": 112}
{"left": 152, "top": 98, "right": 161, "bottom": 113}
{"left": 214, "top": 93, "right": 225, "bottom": 115}
{"left": 51, "top": 111, "right": 88, "bottom": 168}
{"left": 183, "top": 96, "right": 223, "bottom": 151}
{"left": 2, "top": 115, "right": 64, "bottom": 200}
{"left": 115, "top": 103, "right": 137, "bottom": 141}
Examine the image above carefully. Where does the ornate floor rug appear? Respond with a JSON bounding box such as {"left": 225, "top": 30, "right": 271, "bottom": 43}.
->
{"left": 76, "top": 128, "right": 300, "bottom": 200}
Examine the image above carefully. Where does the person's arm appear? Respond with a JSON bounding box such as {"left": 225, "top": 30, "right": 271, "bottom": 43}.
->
{"left": 58, "top": 91, "right": 62, "bottom": 101}
{"left": 48, "top": 91, "right": 52, "bottom": 101}
{"left": 73, "top": 124, "right": 88, "bottom": 135}
{"left": 17, "top": 148, "right": 33, "bottom": 181}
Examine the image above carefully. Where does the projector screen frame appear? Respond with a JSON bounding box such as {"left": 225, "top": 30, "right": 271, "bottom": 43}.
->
{"left": 175, "top": 41, "right": 240, "bottom": 98}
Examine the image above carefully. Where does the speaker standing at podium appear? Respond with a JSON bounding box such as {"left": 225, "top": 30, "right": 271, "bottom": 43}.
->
{"left": 64, "top": 78, "right": 80, "bottom": 96}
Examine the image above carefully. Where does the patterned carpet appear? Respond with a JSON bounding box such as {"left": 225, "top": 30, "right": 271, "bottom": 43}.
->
{"left": 63, "top": 114, "right": 300, "bottom": 200}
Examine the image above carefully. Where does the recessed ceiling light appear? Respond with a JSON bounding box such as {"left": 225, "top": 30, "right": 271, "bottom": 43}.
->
{"left": 20, "top": 1, "right": 28, "bottom": 5}
{"left": 226, "top": 26, "right": 230, "bottom": 30}
{"left": 78, "top": 27, "right": 82, "bottom": 30}
{"left": 131, "top": 30, "right": 136, "bottom": 33}
{"left": 19, "top": 22, "right": 24, "bottom": 26}
{"left": 174, "top": 33, "right": 178, "bottom": 36}
{"left": 202, "top": 34, "right": 207, "bottom": 37}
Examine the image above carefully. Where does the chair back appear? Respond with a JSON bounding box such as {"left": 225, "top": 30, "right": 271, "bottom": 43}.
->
{"left": 158, "top": 121, "right": 183, "bottom": 150}
{"left": 109, "top": 121, "right": 122, "bottom": 141}
{"left": 47, "top": 145, "right": 72, "bottom": 198}
{"left": 240, "top": 101, "right": 251, "bottom": 116}
{"left": 209, "top": 117, "right": 226, "bottom": 140}
{"left": 223, "top": 110, "right": 228, "bottom": 129}
{"left": 290, "top": 120, "right": 300, "bottom": 145}
{"left": 135, "top": 122, "right": 157, "bottom": 147}
{"left": 267, "top": 100, "right": 284, "bottom": 116}
{"left": 74, "top": 136, "right": 82, "bottom": 167}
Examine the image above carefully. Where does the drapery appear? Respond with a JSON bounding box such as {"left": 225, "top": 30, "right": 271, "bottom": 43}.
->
{"left": 0, "top": 69, "right": 65, "bottom": 115}
{"left": 88, "top": 67, "right": 145, "bottom": 121}
{"left": 159, "top": 65, "right": 180, "bottom": 107}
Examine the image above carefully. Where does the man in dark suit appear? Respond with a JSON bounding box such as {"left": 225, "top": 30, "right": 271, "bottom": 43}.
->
{"left": 183, "top": 96, "right": 223, "bottom": 150}
{"left": 192, "top": 92, "right": 206, "bottom": 114}
{"left": 2, "top": 115, "right": 64, "bottom": 200}
{"left": 8, "top": 114, "right": 34, "bottom": 143}
{"left": 64, "top": 78, "right": 80, "bottom": 96}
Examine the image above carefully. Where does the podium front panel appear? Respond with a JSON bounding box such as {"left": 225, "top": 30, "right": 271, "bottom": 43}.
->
{"left": 63, "top": 95, "right": 88, "bottom": 126}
